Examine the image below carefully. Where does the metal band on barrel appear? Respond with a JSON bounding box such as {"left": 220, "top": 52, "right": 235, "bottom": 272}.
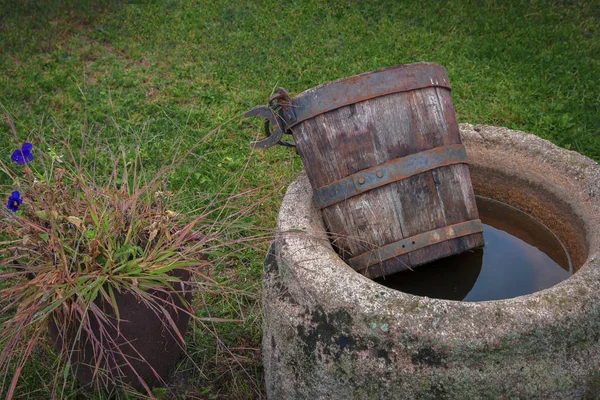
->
{"left": 283, "top": 63, "right": 451, "bottom": 129}
{"left": 314, "top": 144, "right": 468, "bottom": 209}
{"left": 348, "top": 219, "right": 484, "bottom": 271}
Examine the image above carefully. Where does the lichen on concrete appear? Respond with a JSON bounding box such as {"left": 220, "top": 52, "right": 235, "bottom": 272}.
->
{"left": 263, "top": 125, "right": 600, "bottom": 399}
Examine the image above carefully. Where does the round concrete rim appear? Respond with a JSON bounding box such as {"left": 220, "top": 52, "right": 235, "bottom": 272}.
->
{"left": 275, "top": 124, "right": 600, "bottom": 344}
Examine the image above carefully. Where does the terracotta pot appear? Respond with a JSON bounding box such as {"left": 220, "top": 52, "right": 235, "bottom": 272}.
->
{"left": 48, "top": 269, "right": 192, "bottom": 391}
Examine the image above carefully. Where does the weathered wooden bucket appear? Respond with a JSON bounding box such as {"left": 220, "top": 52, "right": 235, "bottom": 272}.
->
{"left": 246, "top": 62, "right": 484, "bottom": 278}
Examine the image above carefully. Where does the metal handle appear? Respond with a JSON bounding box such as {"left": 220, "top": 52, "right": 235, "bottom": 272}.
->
{"left": 245, "top": 88, "right": 295, "bottom": 149}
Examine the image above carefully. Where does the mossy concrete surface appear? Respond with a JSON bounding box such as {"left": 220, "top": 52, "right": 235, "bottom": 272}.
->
{"left": 263, "top": 125, "right": 600, "bottom": 399}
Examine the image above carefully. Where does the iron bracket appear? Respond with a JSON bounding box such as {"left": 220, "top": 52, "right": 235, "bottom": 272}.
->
{"left": 314, "top": 144, "right": 469, "bottom": 209}
{"left": 348, "top": 219, "right": 484, "bottom": 271}
{"left": 244, "top": 88, "right": 296, "bottom": 149}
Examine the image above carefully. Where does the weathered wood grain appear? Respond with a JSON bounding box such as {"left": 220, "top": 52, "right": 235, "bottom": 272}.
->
{"left": 293, "top": 84, "right": 484, "bottom": 279}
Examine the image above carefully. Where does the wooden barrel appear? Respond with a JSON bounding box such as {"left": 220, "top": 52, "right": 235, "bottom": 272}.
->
{"left": 249, "top": 62, "right": 484, "bottom": 279}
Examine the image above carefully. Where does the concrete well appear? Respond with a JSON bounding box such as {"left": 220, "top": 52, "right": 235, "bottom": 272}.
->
{"left": 263, "top": 124, "right": 600, "bottom": 399}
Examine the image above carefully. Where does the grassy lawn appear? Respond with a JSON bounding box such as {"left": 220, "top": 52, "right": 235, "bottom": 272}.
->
{"left": 0, "top": 0, "right": 598, "bottom": 398}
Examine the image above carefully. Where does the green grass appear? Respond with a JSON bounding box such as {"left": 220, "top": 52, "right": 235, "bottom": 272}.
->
{"left": 0, "top": 0, "right": 598, "bottom": 397}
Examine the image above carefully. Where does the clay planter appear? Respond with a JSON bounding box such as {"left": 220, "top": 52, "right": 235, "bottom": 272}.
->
{"left": 48, "top": 269, "right": 192, "bottom": 391}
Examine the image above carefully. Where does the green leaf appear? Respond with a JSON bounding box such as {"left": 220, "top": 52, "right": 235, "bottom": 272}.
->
{"left": 151, "top": 260, "right": 197, "bottom": 275}
{"left": 111, "top": 255, "right": 146, "bottom": 274}
{"left": 152, "top": 250, "right": 176, "bottom": 264}
{"left": 152, "top": 387, "right": 167, "bottom": 399}
{"left": 89, "top": 209, "right": 99, "bottom": 226}
{"left": 113, "top": 244, "right": 137, "bottom": 260}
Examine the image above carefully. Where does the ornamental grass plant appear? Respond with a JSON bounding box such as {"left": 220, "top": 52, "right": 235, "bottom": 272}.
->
{"left": 0, "top": 120, "right": 265, "bottom": 398}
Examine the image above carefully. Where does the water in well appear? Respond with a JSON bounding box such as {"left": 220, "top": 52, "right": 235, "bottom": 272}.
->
{"left": 376, "top": 196, "right": 573, "bottom": 302}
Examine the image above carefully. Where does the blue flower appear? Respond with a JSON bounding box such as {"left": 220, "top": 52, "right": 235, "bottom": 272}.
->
{"left": 6, "top": 191, "right": 22, "bottom": 212}
{"left": 11, "top": 143, "right": 34, "bottom": 165}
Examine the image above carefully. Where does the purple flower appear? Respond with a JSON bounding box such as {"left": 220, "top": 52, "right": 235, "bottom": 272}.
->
{"left": 11, "top": 143, "right": 34, "bottom": 165}
{"left": 6, "top": 191, "right": 22, "bottom": 212}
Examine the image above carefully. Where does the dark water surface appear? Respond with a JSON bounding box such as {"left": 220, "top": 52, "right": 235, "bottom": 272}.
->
{"left": 376, "top": 196, "right": 573, "bottom": 302}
